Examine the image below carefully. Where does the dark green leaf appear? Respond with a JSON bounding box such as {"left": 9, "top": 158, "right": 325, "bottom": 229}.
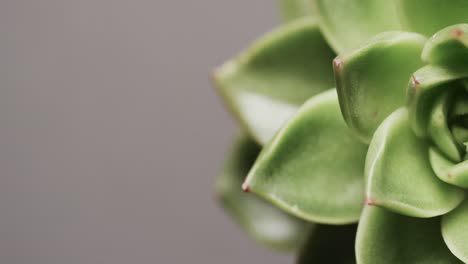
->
{"left": 296, "top": 225, "right": 356, "bottom": 264}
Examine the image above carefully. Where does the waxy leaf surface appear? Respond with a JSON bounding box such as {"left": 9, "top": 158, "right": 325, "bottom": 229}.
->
{"left": 407, "top": 65, "right": 468, "bottom": 137}
{"left": 430, "top": 147, "right": 468, "bottom": 189}
{"left": 365, "top": 109, "right": 464, "bottom": 218}
{"left": 335, "top": 32, "right": 426, "bottom": 143}
{"left": 442, "top": 199, "right": 468, "bottom": 263}
{"left": 214, "top": 18, "right": 335, "bottom": 145}
{"left": 313, "top": 0, "right": 401, "bottom": 53}
{"left": 244, "top": 90, "right": 367, "bottom": 224}
{"left": 356, "top": 206, "right": 462, "bottom": 264}
{"left": 422, "top": 24, "right": 468, "bottom": 67}
{"left": 215, "top": 134, "right": 309, "bottom": 251}
{"left": 397, "top": 0, "right": 468, "bottom": 36}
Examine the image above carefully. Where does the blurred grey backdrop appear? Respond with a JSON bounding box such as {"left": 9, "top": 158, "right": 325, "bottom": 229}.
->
{"left": 1, "top": 0, "right": 295, "bottom": 263}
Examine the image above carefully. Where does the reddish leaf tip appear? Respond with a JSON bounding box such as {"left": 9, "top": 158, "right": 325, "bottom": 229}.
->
{"left": 241, "top": 182, "right": 251, "bottom": 193}
{"left": 454, "top": 28, "right": 464, "bottom": 38}
{"left": 411, "top": 75, "right": 420, "bottom": 90}
{"left": 333, "top": 58, "right": 343, "bottom": 71}
{"left": 365, "top": 198, "right": 376, "bottom": 206}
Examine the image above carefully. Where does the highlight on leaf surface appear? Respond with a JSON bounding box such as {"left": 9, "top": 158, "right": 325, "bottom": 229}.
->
{"left": 334, "top": 31, "right": 426, "bottom": 143}
{"left": 213, "top": 18, "right": 335, "bottom": 145}
{"left": 243, "top": 89, "right": 367, "bottom": 224}
{"left": 215, "top": 134, "right": 309, "bottom": 251}
{"left": 364, "top": 108, "right": 465, "bottom": 218}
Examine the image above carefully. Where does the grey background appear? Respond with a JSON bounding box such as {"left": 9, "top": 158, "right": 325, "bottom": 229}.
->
{"left": 1, "top": 0, "right": 294, "bottom": 263}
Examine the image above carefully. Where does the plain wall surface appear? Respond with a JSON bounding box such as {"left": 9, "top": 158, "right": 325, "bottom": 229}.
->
{"left": 1, "top": 1, "right": 294, "bottom": 263}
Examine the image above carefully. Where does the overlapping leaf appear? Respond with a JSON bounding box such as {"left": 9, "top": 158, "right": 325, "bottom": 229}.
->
{"left": 244, "top": 90, "right": 367, "bottom": 224}
{"left": 215, "top": 134, "right": 309, "bottom": 251}
{"left": 356, "top": 206, "right": 463, "bottom": 264}
{"left": 334, "top": 32, "right": 426, "bottom": 142}
{"left": 213, "top": 18, "right": 335, "bottom": 145}
{"left": 364, "top": 109, "right": 464, "bottom": 218}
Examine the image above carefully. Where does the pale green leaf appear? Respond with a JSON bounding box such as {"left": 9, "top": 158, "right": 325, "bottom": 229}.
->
{"left": 244, "top": 90, "right": 367, "bottom": 224}
{"left": 429, "top": 147, "right": 468, "bottom": 188}
{"left": 356, "top": 206, "right": 463, "bottom": 264}
{"left": 213, "top": 18, "right": 335, "bottom": 145}
{"left": 442, "top": 199, "right": 468, "bottom": 263}
{"left": 365, "top": 108, "right": 464, "bottom": 217}
{"left": 397, "top": 0, "right": 468, "bottom": 36}
{"left": 215, "top": 134, "right": 309, "bottom": 251}
{"left": 335, "top": 32, "right": 426, "bottom": 143}
{"left": 313, "top": 0, "right": 401, "bottom": 53}
{"left": 279, "top": 0, "right": 315, "bottom": 22}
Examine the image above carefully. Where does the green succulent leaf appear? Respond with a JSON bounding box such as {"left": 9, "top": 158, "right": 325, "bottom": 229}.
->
{"left": 365, "top": 108, "right": 465, "bottom": 218}
{"left": 313, "top": 0, "right": 401, "bottom": 53}
{"left": 335, "top": 32, "right": 426, "bottom": 143}
{"left": 296, "top": 225, "right": 356, "bottom": 264}
{"left": 429, "top": 147, "right": 468, "bottom": 188}
{"left": 243, "top": 89, "right": 367, "bottom": 224}
{"left": 396, "top": 0, "right": 468, "bottom": 37}
{"left": 407, "top": 65, "right": 468, "bottom": 137}
{"left": 279, "top": 0, "right": 315, "bottom": 22}
{"left": 428, "top": 92, "right": 461, "bottom": 162}
{"left": 422, "top": 24, "right": 468, "bottom": 67}
{"left": 215, "top": 134, "right": 309, "bottom": 251}
{"left": 442, "top": 199, "right": 468, "bottom": 263}
{"left": 213, "top": 18, "right": 335, "bottom": 145}
{"left": 356, "top": 206, "right": 463, "bottom": 264}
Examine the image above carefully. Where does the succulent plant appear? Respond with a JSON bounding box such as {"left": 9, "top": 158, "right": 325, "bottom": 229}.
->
{"left": 213, "top": 1, "right": 468, "bottom": 263}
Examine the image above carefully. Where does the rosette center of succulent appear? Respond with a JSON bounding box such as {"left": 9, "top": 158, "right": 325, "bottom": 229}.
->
{"left": 429, "top": 82, "right": 468, "bottom": 162}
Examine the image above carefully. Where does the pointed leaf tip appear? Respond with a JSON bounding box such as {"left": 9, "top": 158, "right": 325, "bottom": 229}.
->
{"left": 335, "top": 32, "right": 426, "bottom": 142}
{"left": 216, "top": 134, "right": 309, "bottom": 251}
{"left": 245, "top": 89, "right": 367, "bottom": 224}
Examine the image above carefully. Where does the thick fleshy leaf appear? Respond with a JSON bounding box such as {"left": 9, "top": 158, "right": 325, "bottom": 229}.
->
{"left": 365, "top": 108, "right": 464, "bottom": 217}
{"left": 215, "top": 134, "right": 309, "bottom": 251}
{"left": 396, "top": 0, "right": 468, "bottom": 36}
{"left": 243, "top": 90, "right": 367, "bottom": 224}
{"left": 313, "top": 0, "right": 401, "bottom": 53}
{"left": 356, "top": 206, "right": 463, "bottom": 264}
{"left": 428, "top": 92, "right": 461, "bottom": 162}
{"left": 429, "top": 147, "right": 468, "bottom": 188}
{"left": 334, "top": 32, "right": 426, "bottom": 143}
{"left": 279, "top": 0, "right": 314, "bottom": 22}
{"left": 213, "top": 18, "right": 335, "bottom": 145}
{"left": 422, "top": 24, "right": 468, "bottom": 67}
{"left": 442, "top": 199, "right": 468, "bottom": 263}
{"left": 296, "top": 225, "right": 356, "bottom": 264}
{"left": 407, "top": 65, "right": 468, "bottom": 137}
